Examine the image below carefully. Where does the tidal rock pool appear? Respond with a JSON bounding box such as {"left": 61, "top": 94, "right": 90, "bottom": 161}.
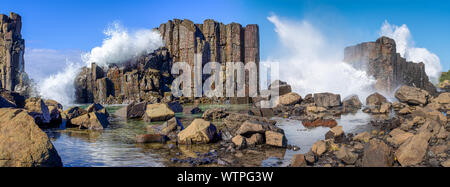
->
{"left": 45, "top": 105, "right": 376, "bottom": 167}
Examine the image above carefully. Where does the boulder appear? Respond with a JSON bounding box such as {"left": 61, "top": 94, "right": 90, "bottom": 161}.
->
{"left": 311, "top": 140, "right": 327, "bottom": 157}
{"left": 160, "top": 117, "right": 184, "bottom": 135}
{"left": 353, "top": 132, "right": 371, "bottom": 143}
{"left": 265, "top": 130, "right": 287, "bottom": 148}
{"left": 342, "top": 95, "right": 362, "bottom": 112}
{"left": 143, "top": 103, "right": 175, "bottom": 122}
{"left": 386, "top": 128, "right": 414, "bottom": 146}
{"left": 177, "top": 119, "right": 218, "bottom": 144}
{"left": 395, "top": 85, "right": 430, "bottom": 105}
{"left": 269, "top": 80, "right": 292, "bottom": 96}
{"left": 361, "top": 139, "right": 394, "bottom": 167}
{"left": 246, "top": 133, "right": 264, "bottom": 147}
{"left": 86, "top": 103, "right": 108, "bottom": 116}
{"left": 232, "top": 135, "right": 247, "bottom": 149}
{"left": 278, "top": 92, "right": 302, "bottom": 106}
{"left": 395, "top": 131, "right": 431, "bottom": 167}
{"left": 236, "top": 121, "right": 265, "bottom": 136}
{"left": 335, "top": 145, "right": 358, "bottom": 165}
{"left": 126, "top": 102, "right": 147, "bottom": 119}
{"left": 314, "top": 93, "right": 341, "bottom": 108}
{"left": 64, "top": 106, "right": 87, "bottom": 120}
{"left": 291, "top": 154, "right": 306, "bottom": 167}
{"left": 136, "top": 134, "right": 168, "bottom": 143}
{"left": 69, "top": 112, "right": 109, "bottom": 130}
{"left": 325, "top": 126, "right": 346, "bottom": 143}
{"left": 45, "top": 100, "right": 63, "bottom": 125}
{"left": 24, "top": 97, "right": 51, "bottom": 125}
{"left": 0, "top": 108, "right": 62, "bottom": 167}
{"left": 366, "top": 93, "right": 387, "bottom": 106}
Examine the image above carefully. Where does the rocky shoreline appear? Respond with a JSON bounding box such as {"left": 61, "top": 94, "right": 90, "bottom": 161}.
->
{"left": 0, "top": 12, "right": 448, "bottom": 167}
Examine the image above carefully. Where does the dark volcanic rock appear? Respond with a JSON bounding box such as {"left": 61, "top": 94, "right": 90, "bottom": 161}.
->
{"left": 344, "top": 36, "right": 437, "bottom": 95}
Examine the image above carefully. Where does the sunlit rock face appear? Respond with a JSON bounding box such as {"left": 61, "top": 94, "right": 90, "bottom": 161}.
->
{"left": 75, "top": 19, "right": 260, "bottom": 104}
{"left": 0, "top": 12, "right": 31, "bottom": 96}
{"left": 344, "top": 36, "right": 437, "bottom": 96}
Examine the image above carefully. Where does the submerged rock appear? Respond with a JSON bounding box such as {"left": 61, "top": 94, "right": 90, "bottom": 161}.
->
{"left": 136, "top": 134, "right": 168, "bottom": 143}
{"left": 0, "top": 108, "right": 62, "bottom": 167}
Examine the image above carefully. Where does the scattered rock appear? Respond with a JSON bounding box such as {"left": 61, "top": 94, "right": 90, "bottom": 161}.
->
{"left": 335, "top": 145, "right": 358, "bottom": 165}
{"left": 236, "top": 121, "right": 265, "bottom": 136}
{"left": 246, "top": 133, "right": 264, "bottom": 147}
{"left": 126, "top": 102, "right": 147, "bottom": 119}
{"left": 395, "top": 85, "right": 430, "bottom": 105}
{"left": 232, "top": 135, "right": 247, "bottom": 149}
{"left": 177, "top": 119, "right": 218, "bottom": 144}
{"left": 278, "top": 92, "right": 302, "bottom": 106}
{"left": 24, "top": 97, "right": 51, "bottom": 125}
{"left": 386, "top": 128, "right": 414, "bottom": 146}
{"left": 395, "top": 131, "right": 431, "bottom": 167}
{"left": 64, "top": 106, "right": 87, "bottom": 120}
{"left": 269, "top": 80, "right": 292, "bottom": 96}
{"left": 202, "top": 108, "right": 228, "bottom": 121}
{"left": 265, "top": 130, "right": 287, "bottom": 148}
{"left": 366, "top": 93, "right": 387, "bottom": 106}
{"left": 136, "top": 134, "right": 168, "bottom": 143}
{"left": 353, "top": 132, "right": 371, "bottom": 143}
{"left": 342, "top": 95, "right": 362, "bottom": 112}
{"left": 0, "top": 108, "right": 62, "bottom": 167}
{"left": 361, "top": 139, "right": 394, "bottom": 167}
{"left": 312, "top": 140, "right": 327, "bottom": 156}
{"left": 314, "top": 93, "right": 341, "bottom": 108}
{"left": 69, "top": 112, "right": 109, "bottom": 130}
{"left": 291, "top": 154, "right": 306, "bottom": 167}
{"left": 143, "top": 103, "right": 175, "bottom": 122}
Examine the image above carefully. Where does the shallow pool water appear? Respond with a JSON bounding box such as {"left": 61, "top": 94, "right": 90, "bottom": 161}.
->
{"left": 46, "top": 105, "right": 376, "bottom": 167}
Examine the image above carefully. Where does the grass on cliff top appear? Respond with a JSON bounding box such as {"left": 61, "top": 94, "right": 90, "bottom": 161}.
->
{"left": 440, "top": 70, "right": 450, "bottom": 83}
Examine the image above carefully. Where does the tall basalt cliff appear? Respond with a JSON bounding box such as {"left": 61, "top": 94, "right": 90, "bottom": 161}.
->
{"left": 0, "top": 12, "right": 30, "bottom": 96}
{"left": 344, "top": 36, "right": 437, "bottom": 96}
{"left": 75, "top": 19, "right": 260, "bottom": 104}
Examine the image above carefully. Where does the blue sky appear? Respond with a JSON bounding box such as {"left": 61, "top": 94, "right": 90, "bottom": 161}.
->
{"left": 2, "top": 0, "right": 449, "bottom": 76}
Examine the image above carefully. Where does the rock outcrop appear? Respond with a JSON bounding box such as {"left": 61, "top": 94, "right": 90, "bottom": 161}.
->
{"left": 344, "top": 36, "right": 437, "bottom": 95}
{"left": 0, "top": 12, "right": 31, "bottom": 96}
{"left": 75, "top": 19, "right": 260, "bottom": 104}
{"left": 0, "top": 108, "right": 62, "bottom": 167}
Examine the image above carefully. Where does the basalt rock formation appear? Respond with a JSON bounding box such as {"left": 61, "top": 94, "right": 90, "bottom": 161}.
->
{"left": 0, "top": 12, "right": 31, "bottom": 97}
{"left": 344, "top": 36, "right": 437, "bottom": 96}
{"left": 75, "top": 19, "right": 260, "bottom": 104}
{"left": 75, "top": 48, "right": 173, "bottom": 104}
